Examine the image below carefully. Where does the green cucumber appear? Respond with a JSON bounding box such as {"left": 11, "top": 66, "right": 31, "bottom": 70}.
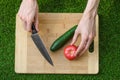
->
{"left": 50, "top": 25, "right": 78, "bottom": 51}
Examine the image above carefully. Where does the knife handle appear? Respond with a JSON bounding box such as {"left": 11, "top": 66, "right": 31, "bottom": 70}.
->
{"left": 32, "top": 23, "right": 37, "bottom": 34}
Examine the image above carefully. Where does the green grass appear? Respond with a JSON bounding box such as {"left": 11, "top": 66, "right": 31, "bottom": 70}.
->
{"left": 0, "top": 0, "right": 120, "bottom": 79}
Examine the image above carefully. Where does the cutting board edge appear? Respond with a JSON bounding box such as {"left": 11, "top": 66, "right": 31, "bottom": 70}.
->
{"left": 15, "top": 13, "right": 99, "bottom": 74}
{"left": 15, "top": 14, "right": 28, "bottom": 73}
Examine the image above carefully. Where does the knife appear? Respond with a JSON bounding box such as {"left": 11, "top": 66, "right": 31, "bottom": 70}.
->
{"left": 31, "top": 23, "right": 54, "bottom": 66}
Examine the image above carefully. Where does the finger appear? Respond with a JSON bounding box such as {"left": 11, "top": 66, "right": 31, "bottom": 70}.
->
{"left": 71, "top": 31, "right": 79, "bottom": 45}
{"left": 18, "top": 14, "right": 22, "bottom": 20}
{"left": 18, "top": 13, "right": 26, "bottom": 22}
{"left": 26, "top": 21, "right": 32, "bottom": 32}
{"left": 75, "top": 35, "right": 88, "bottom": 56}
{"left": 18, "top": 12, "right": 27, "bottom": 31}
{"left": 23, "top": 21, "right": 27, "bottom": 30}
{"left": 79, "top": 38, "right": 93, "bottom": 57}
{"left": 21, "top": 17, "right": 25, "bottom": 21}
{"left": 35, "top": 12, "right": 39, "bottom": 31}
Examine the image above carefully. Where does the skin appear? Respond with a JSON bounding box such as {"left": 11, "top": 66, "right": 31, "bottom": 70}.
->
{"left": 18, "top": 0, "right": 100, "bottom": 57}
{"left": 18, "top": 0, "right": 39, "bottom": 31}
{"left": 71, "top": 0, "right": 100, "bottom": 57}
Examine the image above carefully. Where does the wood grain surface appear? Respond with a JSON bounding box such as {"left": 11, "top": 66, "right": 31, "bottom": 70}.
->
{"left": 15, "top": 13, "right": 99, "bottom": 74}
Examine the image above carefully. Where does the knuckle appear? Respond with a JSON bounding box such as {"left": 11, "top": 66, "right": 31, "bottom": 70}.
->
{"left": 82, "top": 46, "right": 85, "bottom": 50}
{"left": 22, "top": 17, "right": 25, "bottom": 21}
{"left": 84, "top": 36, "right": 88, "bottom": 41}
{"left": 79, "top": 45, "right": 84, "bottom": 50}
{"left": 27, "top": 17, "right": 32, "bottom": 21}
{"left": 19, "top": 15, "right": 22, "bottom": 19}
{"left": 82, "top": 33, "right": 88, "bottom": 39}
{"left": 85, "top": 47, "right": 88, "bottom": 51}
{"left": 89, "top": 35, "right": 94, "bottom": 40}
{"left": 19, "top": 16, "right": 26, "bottom": 21}
{"left": 75, "top": 30, "right": 79, "bottom": 34}
{"left": 27, "top": 19, "right": 31, "bottom": 23}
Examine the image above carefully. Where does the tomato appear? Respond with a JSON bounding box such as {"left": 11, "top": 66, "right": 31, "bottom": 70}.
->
{"left": 64, "top": 45, "right": 77, "bottom": 60}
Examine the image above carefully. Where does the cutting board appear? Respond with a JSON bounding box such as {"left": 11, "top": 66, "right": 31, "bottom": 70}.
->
{"left": 15, "top": 13, "right": 99, "bottom": 74}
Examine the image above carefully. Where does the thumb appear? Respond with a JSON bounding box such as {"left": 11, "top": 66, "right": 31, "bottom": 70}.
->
{"left": 26, "top": 21, "right": 32, "bottom": 32}
{"left": 71, "top": 31, "right": 79, "bottom": 45}
{"left": 34, "top": 12, "right": 39, "bottom": 31}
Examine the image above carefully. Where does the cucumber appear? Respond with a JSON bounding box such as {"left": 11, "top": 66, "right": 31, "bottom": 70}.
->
{"left": 50, "top": 25, "right": 78, "bottom": 51}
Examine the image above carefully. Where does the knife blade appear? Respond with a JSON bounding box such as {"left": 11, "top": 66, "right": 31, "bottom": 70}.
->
{"left": 31, "top": 23, "right": 54, "bottom": 66}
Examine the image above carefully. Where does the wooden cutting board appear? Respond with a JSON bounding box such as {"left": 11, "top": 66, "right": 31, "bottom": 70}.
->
{"left": 15, "top": 13, "right": 99, "bottom": 74}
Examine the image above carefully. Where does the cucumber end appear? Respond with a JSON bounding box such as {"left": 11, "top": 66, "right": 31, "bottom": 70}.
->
{"left": 50, "top": 47, "right": 55, "bottom": 52}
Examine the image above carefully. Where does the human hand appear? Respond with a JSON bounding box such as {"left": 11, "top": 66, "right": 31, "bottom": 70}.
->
{"left": 71, "top": 13, "right": 96, "bottom": 57}
{"left": 18, "top": 0, "right": 39, "bottom": 31}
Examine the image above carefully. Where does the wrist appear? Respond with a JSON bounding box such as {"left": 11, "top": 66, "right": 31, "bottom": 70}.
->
{"left": 83, "top": 10, "right": 97, "bottom": 19}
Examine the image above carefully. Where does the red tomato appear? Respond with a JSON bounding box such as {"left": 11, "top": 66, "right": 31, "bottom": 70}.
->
{"left": 64, "top": 45, "right": 77, "bottom": 60}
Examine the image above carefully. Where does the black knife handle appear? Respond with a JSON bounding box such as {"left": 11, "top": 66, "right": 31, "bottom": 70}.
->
{"left": 32, "top": 23, "right": 37, "bottom": 34}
